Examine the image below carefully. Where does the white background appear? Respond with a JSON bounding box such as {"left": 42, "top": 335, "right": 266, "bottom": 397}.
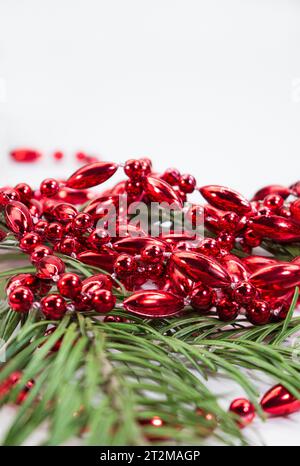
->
{"left": 0, "top": 0, "right": 300, "bottom": 445}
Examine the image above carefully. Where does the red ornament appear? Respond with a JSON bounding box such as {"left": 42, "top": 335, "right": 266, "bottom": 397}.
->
{"left": 10, "top": 148, "right": 42, "bottom": 163}
{"left": 241, "top": 255, "right": 279, "bottom": 274}
{"left": 140, "top": 244, "right": 165, "bottom": 263}
{"left": 114, "top": 254, "right": 137, "bottom": 277}
{"left": 45, "top": 222, "right": 64, "bottom": 242}
{"left": 5, "top": 201, "right": 33, "bottom": 236}
{"left": 200, "top": 185, "right": 251, "bottom": 215}
{"left": 113, "top": 237, "right": 167, "bottom": 255}
{"left": 123, "top": 290, "right": 184, "bottom": 317}
{"left": 0, "top": 188, "right": 21, "bottom": 208}
{"left": 92, "top": 289, "right": 116, "bottom": 314}
{"left": 30, "top": 245, "right": 53, "bottom": 264}
{"left": 6, "top": 273, "right": 40, "bottom": 295}
{"left": 19, "top": 232, "right": 41, "bottom": 252}
{"left": 190, "top": 284, "right": 216, "bottom": 314}
{"left": 251, "top": 215, "right": 300, "bottom": 242}
{"left": 179, "top": 174, "right": 196, "bottom": 193}
{"left": 57, "top": 273, "right": 82, "bottom": 299}
{"left": 15, "top": 183, "right": 33, "bottom": 202}
{"left": 144, "top": 176, "right": 183, "bottom": 208}
{"left": 246, "top": 299, "right": 271, "bottom": 325}
{"left": 88, "top": 228, "right": 111, "bottom": 250}
{"left": 221, "top": 254, "right": 249, "bottom": 283}
{"left": 233, "top": 281, "right": 256, "bottom": 305}
{"left": 250, "top": 263, "right": 300, "bottom": 291}
{"left": 167, "top": 261, "right": 195, "bottom": 297}
{"left": 40, "top": 178, "right": 60, "bottom": 198}
{"left": 171, "top": 251, "right": 231, "bottom": 288}
{"left": 263, "top": 194, "right": 284, "bottom": 212}
{"left": 36, "top": 255, "right": 65, "bottom": 279}
{"left": 77, "top": 250, "right": 117, "bottom": 273}
{"left": 124, "top": 159, "right": 145, "bottom": 179}
{"left": 53, "top": 151, "right": 63, "bottom": 161}
{"left": 58, "top": 237, "right": 82, "bottom": 256}
{"left": 41, "top": 294, "right": 67, "bottom": 320}
{"left": 55, "top": 187, "right": 94, "bottom": 205}
{"left": 81, "top": 274, "right": 113, "bottom": 297}
{"left": 8, "top": 286, "right": 34, "bottom": 313}
{"left": 161, "top": 168, "right": 181, "bottom": 186}
{"left": 229, "top": 398, "right": 255, "bottom": 427}
{"left": 66, "top": 162, "right": 119, "bottom": 189}
{"left": 216, "top": 297, "right": 239, "bottom": 321}
{"left": 252, "top": 184, "right": 291, "bottom": 201}
{"left": 196, "top": 238, "right": 220, "bottom": 257}
{"left": 72, "top": 212, "right": 93, "bottom": 231}
{"left": 52, "top": 203, "right": 77, "bottom": 224}
{"left": 261, "top": 384, "right": 300, "bottom": 416}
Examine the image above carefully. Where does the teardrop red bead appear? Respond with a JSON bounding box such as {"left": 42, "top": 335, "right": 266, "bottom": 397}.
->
{"left": 66, "top": 162, "right": 119, "bottom": 189}
{"left": 167, "top": 261, "right": 195, "bottom": 296}
{"left": 171, "top": 251, "right": 231, "bottom": 288}
{"left": 200, "top": 185, "right": 251, "bottom": 215}
{"left": 77, "top": 250, "right": 117, "bottom": 273}
{"left": 250, "top": 263, "right": 300, "bottom": 291}
{"left": 123, "top": 290, "right": 184, "bottom": 317}
{"left": 5, "top": 201, "right": 33, "bottom": 236}
{"left": 144, "top": 176, "right": 183, "bottom": 208}
{"left": 261, "top": 384, "right": 300, "bottom": 416}
{"left": 251, "top": 215, "right": 300, "bottom": 242}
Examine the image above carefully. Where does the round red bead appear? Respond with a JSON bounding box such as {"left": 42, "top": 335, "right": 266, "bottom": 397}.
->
{"left": 19, "top": 232, "right": 41, "bottom": 252}
{"left": 92, "top": 289, "right": 116, "bottom": 314}
{"left": 9, "top": 286, "right": 34, "bottom": 313}
{"left": 246, "top": 300, "right": 271, "bottom": 325}
{"left": 57, "top": 273, "right": 82, "bottom": 299}
{"left": 229, "top": 398, "right": 255, "bottom": 427}
{"left": 40, "top": 178, "right": 59, "bottom": 198}
{"left": 41, "top": 294, "right": 67, "bottom": 320}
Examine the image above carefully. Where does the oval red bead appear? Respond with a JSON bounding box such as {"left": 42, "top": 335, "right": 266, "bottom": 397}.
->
{"left": 221, "top": 254, "right": 250, "bottom": 283}
{"left": 200, "top": 185, "right": 251, "bottom": 215}
{"left": 77, "top": 250, "right": 117, "bottom": 273}
{"left": 251, "top": 215, "right": 300, "bottom": 242}
{"left": 113, "top": 237, "right": 167, "bottom": 255}
{"left": 66, "top": 162, "right": 119, "bottom": 189}
{"left": 241, "top": 255, "right": 279, "bottom": 273}
{"left": 36, "top": 255, "right": 66, "bottom": 279}
{"left": 261, "top": 384, "right": 300, "bottom": 416}
{"left": 250, "top": 263, "right": 300, "bottom": 291}
{"left": 144, "top": 176, "right": 183, "bottom": 208}
{"left": 10, "top": 148, "right": 42, "bottom": 163}
{"left": 123, "top": 290, "right": 184, "bottom": 318}
{"left": 171, "top": 251, "right": 231, "bottom": 288}
{"left": 5, "top": 201, "right": 33, "bottom": 236}
{"left": 252, "top": 184, "right": 291, "bottom": 201}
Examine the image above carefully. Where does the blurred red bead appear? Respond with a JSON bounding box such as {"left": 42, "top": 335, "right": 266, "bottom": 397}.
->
{"left": 10, "top": 148, "right": 42, "bottom": 163}
{"left": 34, "top": 220, "right": 48, "bottom": 237}
{"left": 217, "top": 232, "right": 235, "bottom": 251}
{"left": 144, "top": 176, "right": 183, "bottom": 208}
{"left": 229, "top": 398, "right": 255, "bottom": 427}
{"left": 40, "top": 178, "right": 59, "bottom": 198}
{"left": 41, "top": 294, "right": 67, "bottom": 320}
{"left": 246, "top": 300, "right": 271, "bottom": 325}
{"left": 191, "top": 284, "right": 216, "bottom": 314}
{"left": 57, "top": 273, "right": 82, "bottom": 299}
{"left": 30, "top": 245, "right": 53, "bottom": 264}
{"left": 252, "top": 184, "right": 290, "bottom": 201}
{"left": 92, "top": 289, "right": 116, "bottom": 314}
{"left": 114, "top": 254, "right": 137, "bottom": 277}
{"left": 53, "top": 151, "right": 63, "bottom": 161}
{"left": 15, "top": 183, "right": 33, "bottom": 202}
{"left": 243, "top": 228, "right": 261, "bottom": 248}
{"left": 9, "top": 286, "right": 34, "bottom": 313}
{"left": 19, "top": 232, "right": 41, "bottom": 252}
{"left": 216, "top": 298, "right": 239, "bottom": 321}
{"left": 261, "top": 384, "right": 300, "bottom": 416}
{"left": 233, "top": 281, "right": 256, "bottom": 305}
{"left": 179, "top": 174, "right": 196, "bottom": 194}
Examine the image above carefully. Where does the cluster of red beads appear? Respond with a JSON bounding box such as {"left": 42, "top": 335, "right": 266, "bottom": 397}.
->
{"left": 1, "top": 158, "right": 300, "bottom": 324}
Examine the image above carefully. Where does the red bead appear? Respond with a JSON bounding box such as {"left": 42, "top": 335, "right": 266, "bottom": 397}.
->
{"left": 250, "top": 263, "right": 300, "bottom": 292}
{"left": 58, "top": 237, "right": 82, "bottom": 256}
{"left": 0, "top": 188, "right": 21, "bottom": 209}
{"left": 191, "top": 284, "right": 216, "bottom": 314}
{"left": 72, "top": 212, "right": 93, "bottom": 231}
{"left": 161, "top": 168, "right": 181, "bottom": 186}
{"left": 82, "top": 274, "right": 113, "bottom": 297}
{"left": 217, "top": 232, "right": 235, "bottom": 251}
{"left": 66, "top": 161, "right": 118, "bottom": 189}
{"left": 290, "top": 199, "right": 300, "bottom": 223}
{"left": 124, "top": 159, "right": 144, "bottom": 179}
{"left": 28, "top": 199, "right": 43, "bottom": 219}
{"left": 123, "top": 290, "right": 184, "bottom": 318}
{"left": 88, "top": 228, "right": 111, "bottom": 250}
{"left": 140, "top": 244, "right": 164, "bottom": 263}
{"left": 113, "top": 237, "right": 168, "bottom": 255}
{"left": 40, "top": 178, "right": 60, "bottom": 198}
{"left": 251, "top": 215, "right": 300, "bottom": 242}
{"left": 92, "top": 289, "right": 116, "bottom": 314}
{"left": 221, "top": 254, "right": 249, "bottom": 283}
{"left": 171, "top": 251, "right": 231, "bottom": 288}
{"left": 242, "top": 255, "right": 278, "bottom": 273}
{"left": 125, "top": 179, "right": 143, "bottom": 198}
{"left": 45, "top": 222, "right": 64, "bottom": 242}
{"left": 30, "top": 245, "right": 53, "bottom": 264}
{"left": 114, "top": 254, "right": 137, "bottom": 277}
{"left": 77, "top": 250, "right": 117, "bottom": 273}
{"left": 19, "top": 232, "right": 41, "bottom": 252}
{"left": 41, "top": 294, "right": 67, "bottom": 320}
{"left": 167, "top": 262, "right": 195, "bottom": 297}
{"left": 233, "top": 281, "right": 256, "bottom": 305}
{"left": 144, "top": 176, "right": 183, "bottom": 208}
{"left": 104, "top": 315, "right": 124, "bottom": 323}
{"left": 57, "top": 273, "right": 82, "bottom": 299}
{"left": 261, "top": 384, "right": 300, "bottom": 416}
{"left": 252, "top": 184, "right": 291, "bottom": 201}
{"left": 243, "top": 228, "right": 261, "bottom": 248}
{"left": 246, "top": 300, "right": 271, "bottom": 325}
{"left": 53, "top": 151, "right": 63, "bottom": 161}
{"left": 74, "top": 293, "right": 93, "bottom": 311}
{"left": 179, "top": 174, "right": 196, "bottom": 193}
{"left": 216, "top": 298, "right": 239, "bottom": 321}
{"left": 220, "top": 212, "right": 240, "bottom": 232}
{"left": 10, "top": 148, "right": 42, "bottom": 163}
{"left": 263, "top": 194, "right": 284, "bottom": 212}
{"left": 200, "top": 185, "right": 252, "bottom": 215}
{"left": 15, "top": 183, "right": 33, "bottom": 202}
{"left": 9, "top": 286, "right": 34, "bottom": 313}
{"left": 34, "top": 220, "right": 48, "bottom": 237}
{"left": 36, "top": 255, "right": 65, "bottom": 279}
{"left": 55, "top": 187, "right": 94, "bottom": 205}
{"left": 145, "top": 262, "right": 164, "bottom": 279}
{"left": 229, "top": 398, "right": 255, "bottom": 427}
{"left": 196, "top": 238, "right": 220, "bottom": 257}
{"left": 52, "top": 203, "right": 77, "bottom": 224}
{"left": 5, "top": 201, "right": 33, "bottom": 236}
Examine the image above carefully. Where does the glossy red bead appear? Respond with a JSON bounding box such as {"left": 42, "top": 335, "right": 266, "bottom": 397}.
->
{"left": 233, "top": 281, "right": 256, "bottom": 305}
{"left": 88, "top": 228, "right": 111, "bottom": 250}
{"left": 10, "top": 148, "right": 42, "bottom": 163}
{"left": 161, "top": 168, "right": 181, "bottom": 186}
{"left": 30, "top": 245, "right": 53, "bottom": 264}
{"left": 77, "top": 250, "right": 117, "bottom": 273}
{"left": 5, "top": 201, "right": 33, "bottom": 236}
{"left": 251, "top": 215, "right": 300, "bottom": 242}
{"left": 9, "top": 286, "right": 34, "bottom": 313}
{"left": 36, "top": 255, "right": 65, "bottom": 279}
{"left": 171, "top": 251, "right": 231, "bottom": 288}
{"left": 216, "top": 298, "right": 239, "bottom": 321}
{"left": 40, "top": 178, "right": 60, "bottom": 198}
{"left": 72, "top": 212, "right": 93, "bottom": 231}
{"left": 246, "top": 300, "right": 271, "bottom": 325}
{"left": 41, "top": 294, "right": 67, "bottom": 320}
{"left": 252, "top": 185, "right": 291, "bottom": 201}
{"left": 144, "top": 176, "right": 183, "bottom": 208}
{"left": 241, "top": 255, "right": 278, "bottom": 274}
{"left": 196, "top": 238, "right": 220, "bottom": 257}
{"left": 167, "top": 262, "right": 195, "bottom": 297}
{"left": 243, "top": 228, "right": 261, "bottom": 248}
{"left": 220, "top": 212, "right": 240, "bottom": 232}
{"left": 58, "top": 237, "right": 82, "bottom": 256}
{"left": 179, "top": 174, "right": 196, "bottom": 193}
{"left": 124, "top": 159, "right": 144, "bottom": 179}
{"left": 45, "top": 222, "right": 64, "bottom": 242}
{"left": 82, "top": 274, "right": 113, "bottom": 297}
{"left": 263, "top": 194, "right": 284, "bottom": 212}
{"left": 15, "top": 183, "right": 33, "bottom": 202}
{"left": 114, "top": 254, "right": 137, "bottom": 277}
{"left": 57, "top": 273, "right": 82, "bottom": 299}
{"left": 250, "top": 263, "right": 300, "bottom": 292}
{"left": 123, "top": 290, "right": 184, "bottom": 318}
{"left": 113, "top": 237, "right": 167, "bottom": 255}
{"left": 52, "top": 203, "right": 77, "bottom": 224}
{"left": 92, "top": 289, "right": 116, "bottom": 314}
{"left": 200, "top": 185, "right": 251, "bottom": 215}
{"left": 229, "top": 398, "right": 255, "bottom": 427}
{"left": 34, "top": 220, "right": 48, "bottom": 237}
{"left": 19, "top": 232, "right": 41, "bottom": 252}
{"left": 66, "top": 161, "right": 119, "bottom": 189}
{"left": 190, "top": 284, "right": 216, "bottom": 314}
{"left": 261, "top": 384, "right": 300, "bottom": 416}
{"left": 221, "top": 254, "right": 249, "bottom": 283}
{"left": 140, "top": 244, "right": 165, "bottom": 263}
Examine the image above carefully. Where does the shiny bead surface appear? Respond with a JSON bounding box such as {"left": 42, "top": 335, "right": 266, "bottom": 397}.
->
{"left": 140, "top": 244, "right": 165, "bottom": 263}
{"left": 250, "top": 263, "right": 300, "bottom": 291}
{"left": 216, "top": 298, "right": 239, "bottom": 321}
{"left": 191, "top": 285, "right": 216, "bottom": 314}
{"left": 246, "top": 300, "right": 271, "bottom": 325}
{"left": 251, "top": 215, "right": 300, "bottom": 242}
{"left": 252, "top": 184, "right": 291, "bottom": 201}
{"left": 114, "top": 254, "right": 137, "bottom": 277}
{"left": 144, "top": 176, "right": 183, "bottom": 208}
{"left": 41, "top": 294, "right": 67, "bottom": 320}
{"left": 88, "top": 228, "right": 111, "bottom": 250}
{"left": 66, "top": 162, "right": 119, "bottom": 189}
{"left": 92, "top": 289, "right": 116, "bottom": 314}
{"left": 30, "top": 245, "right": 53, "bottom": 264}
{"left": 200, "top": 185, "right": 252, "bottom": 215}
{"left": 229, "top": 398, "right": 255, "bottom": 427}
{"left": 123, "top": 290, "right": 184, "bottom": 317}
{"left": 15, "top": 183, "right": 33, "bottom": 202}
{"left": 52, "top": 203, "right": 77, "bottom": 224}
{"left": 161, "top": 168, "right": 181, "bottom": 186}
{"left": 261, "top": 384, "right": 300, "bottom": 416}
{"left": 179, "top": 174, "right": 196, "bottom": 193}
{"left": 40, "top": 178, "right": 59, "bottom": 198}
{"left": 5, "top": 201, "right": 33, "bottom": 236}
{"left": 36, "top": 255, "right": 65, "bottom": 279}
{"left": 8, "top": 286, "right": 34, "bottom": 313}
{"left": 57, "top": 273, "right": 82, "bottom": 299}
{"left": 19, "top": 232, "right": 41, "bottom": 252}
{"left": 233, "top": 281, "right": 256, "bottom": 305}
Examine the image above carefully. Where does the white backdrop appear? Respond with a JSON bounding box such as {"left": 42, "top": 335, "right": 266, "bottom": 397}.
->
{"left": 0, "top": 0, "right": 300, "bottom": 445}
